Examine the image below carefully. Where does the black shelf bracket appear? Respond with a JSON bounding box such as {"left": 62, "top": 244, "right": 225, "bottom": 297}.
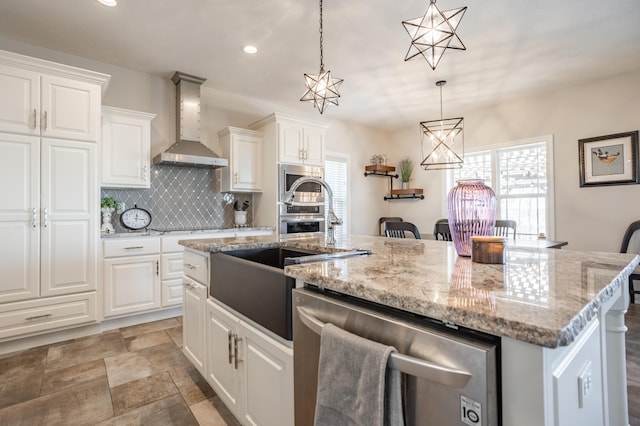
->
{"left": 364, "top": 171, "right": 399, "bottom": 179}
{"left": 383, "top": 194, "right": 425, "bottom": 201}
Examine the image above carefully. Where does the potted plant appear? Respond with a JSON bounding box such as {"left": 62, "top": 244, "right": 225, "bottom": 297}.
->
{"left": 100, "top": 197, "right": 118, "bottom": 234}
{"left": 399, "top": 158, "right": 413, "bottom": 189}
{"left": 101, "top": 197, "right": 118, "bottom": 211}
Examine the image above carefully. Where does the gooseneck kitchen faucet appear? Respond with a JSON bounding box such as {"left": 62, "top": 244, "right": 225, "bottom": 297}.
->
{"left": 283, "top": 176, "right": 342, "bottom": 245}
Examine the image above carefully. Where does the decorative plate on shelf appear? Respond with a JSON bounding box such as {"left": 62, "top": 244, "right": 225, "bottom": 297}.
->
{"left": 120, "top": 204, "right": 152, "bottom": 230}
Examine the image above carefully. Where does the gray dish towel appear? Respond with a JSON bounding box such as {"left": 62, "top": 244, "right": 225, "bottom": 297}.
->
{"left": 314, "top": 323, "right": 404, "bottom": 426}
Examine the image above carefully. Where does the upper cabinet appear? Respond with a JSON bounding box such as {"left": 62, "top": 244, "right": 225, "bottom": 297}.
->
{"left": 218, "top": 126, "right": 263, "bottom": 193}
{"left": 0, "top": 50, "right": 108, "bottom": 142}
{"left": 251, "top": 113, "right": 328, "bottom": 167}
{"left": 101, "top": 106, "right": 155, "bottom": 188}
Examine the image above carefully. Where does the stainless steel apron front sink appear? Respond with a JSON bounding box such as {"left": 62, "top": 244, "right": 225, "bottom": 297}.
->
{"left": 210, "top": 247, "right": 371, "bottom": 340}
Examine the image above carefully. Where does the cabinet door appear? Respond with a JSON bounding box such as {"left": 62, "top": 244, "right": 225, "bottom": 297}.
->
{"left": 40, "top": 139, "right": 97, "bottom": 297}
{"left": 206, "top": 299, "right": 242, "bottom": 416}
{"left": 103, "top": 255, "right": 160, "bottom": 317}
{"left": 0, "top": 133, "right": 40, "bottom": 303}
{"left": 41, "top": 75, "right": 100, "bottom": 141}
{"left": 101, "top": 108, "right": 152, "bottom": 188}
{"left": 183, "top": 277, "right": 206, "bottom": 373}
{"left": 0, "top": 65, "right": 40, "bottom": 135}
{"left": 241, "top": 320, "right": 294, "bottom": 426}
{"left": 278, "top": 121, "right": 304, "bottom": 164}
{"left": 303, "top": 126, "right": 325, "bottom": 166}
{"left": 232, "top": 132, "right": 262, "bottom": 191}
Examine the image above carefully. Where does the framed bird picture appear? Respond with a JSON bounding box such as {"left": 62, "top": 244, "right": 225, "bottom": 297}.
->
{"left": 579, "top": 130, "right": 639, "bottom": 187}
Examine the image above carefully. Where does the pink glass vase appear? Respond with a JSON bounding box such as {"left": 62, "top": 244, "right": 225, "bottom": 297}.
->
{"left": 447, "top": 179, "right": 496, "bottom": 256}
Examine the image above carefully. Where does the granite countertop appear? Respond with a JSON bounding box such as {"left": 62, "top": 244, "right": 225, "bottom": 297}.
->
{"left": 179, "top": 234, "right": 639, "bottom": 348}
{"left": 101, "top": 226, "right": 274, "bottom": 239}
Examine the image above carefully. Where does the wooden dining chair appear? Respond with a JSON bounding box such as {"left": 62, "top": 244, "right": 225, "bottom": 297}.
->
{"left": 433, "top": 219, "right": 452, "bottom": 241}
{"left": 494, "top": 220, "right": 517, "bottom": 240}
{"left": 378, "top": 217, "right": 403, "bottom": 236}
{"left": 620, "top": 220, "right": 640, "bottom": 304}
{"left": 383, "top": 221, "right": 421, "bottom": 239}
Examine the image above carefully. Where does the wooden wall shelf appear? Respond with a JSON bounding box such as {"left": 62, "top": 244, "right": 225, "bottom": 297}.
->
{"left": 385, "top": 188, "right": 425, "bottom": 200}
{"left": 364, "top": 165, "right": 424, "bottom": 201}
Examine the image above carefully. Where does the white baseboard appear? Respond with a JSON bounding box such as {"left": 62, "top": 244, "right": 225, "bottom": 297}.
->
{"left": 0, "top": 307, "right": 183, "bottom": 357}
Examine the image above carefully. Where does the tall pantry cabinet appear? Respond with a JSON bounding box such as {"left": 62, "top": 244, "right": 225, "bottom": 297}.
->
{"left": 0, "top": 50, "right": 110, "bottom": 340}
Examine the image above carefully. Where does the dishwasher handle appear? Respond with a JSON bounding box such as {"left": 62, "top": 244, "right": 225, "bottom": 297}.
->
{"left": 296, "top": 306, "right": 472, "bottom": 389}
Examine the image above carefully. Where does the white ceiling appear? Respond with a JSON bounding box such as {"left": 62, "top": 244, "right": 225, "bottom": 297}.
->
{"left": 1, "top": 0, "right": 639, "bottom": 131}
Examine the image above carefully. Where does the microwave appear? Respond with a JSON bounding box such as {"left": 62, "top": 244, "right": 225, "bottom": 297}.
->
{"left": 279, "top": 164, "right": 324, "bottom": 204}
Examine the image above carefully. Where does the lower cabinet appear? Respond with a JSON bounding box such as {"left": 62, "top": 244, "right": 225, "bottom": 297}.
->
{"left": 205, "top": 298, "right": 294, "bottom": 426}
{"left": 182, "top": 276, "right": 207, "bottom": 374}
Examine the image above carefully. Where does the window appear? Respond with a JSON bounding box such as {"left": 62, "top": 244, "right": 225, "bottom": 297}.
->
{"left": 448, "top": 136, "right": 554, "bottom": 239}
{"left": 324, "top": 154, "right": 349, "bottom": 241}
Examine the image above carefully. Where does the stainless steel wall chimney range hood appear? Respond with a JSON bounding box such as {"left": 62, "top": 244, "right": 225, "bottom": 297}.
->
{"left": 152, "top": 72, "right": 229, "bottom": 168}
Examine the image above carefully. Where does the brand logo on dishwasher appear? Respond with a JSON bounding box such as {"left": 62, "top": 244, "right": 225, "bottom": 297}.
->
{"left": 461, "top": 395, "right": 482, "bottom": 425}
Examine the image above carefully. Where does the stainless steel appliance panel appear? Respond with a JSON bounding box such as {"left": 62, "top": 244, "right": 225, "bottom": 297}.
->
{"left": 293, "top": 288, "right": 499, "bottom": 426}
{"left": 279, "top": 164, "right": 324, "bottom": 204}
{"left": 279, "top": 216, "right": 325, "bottom": 235}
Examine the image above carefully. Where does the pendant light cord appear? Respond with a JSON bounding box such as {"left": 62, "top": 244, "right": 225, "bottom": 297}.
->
{"left": 319, "top": 0, "right": 324, "bottom": 72}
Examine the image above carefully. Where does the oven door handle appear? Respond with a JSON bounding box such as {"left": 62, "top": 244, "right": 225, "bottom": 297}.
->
{"left": 296, "top": 306, "right": 472, "bottom": 388}
{"left": 281, "top": 217, "right": 325, "bottom": 223}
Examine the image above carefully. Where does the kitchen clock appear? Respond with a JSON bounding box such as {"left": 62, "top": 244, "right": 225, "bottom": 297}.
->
{"left": 120, "top": 204, "right": 152, "bottom": 230}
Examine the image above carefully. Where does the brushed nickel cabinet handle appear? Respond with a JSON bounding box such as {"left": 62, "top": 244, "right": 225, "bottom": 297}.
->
{"left": 228, "top": 330, "right": 233, "bottom": 364}
{"left": 233, "top": 333, "right": 242, "bottom": 369}
{"left": 124, "top": 246, "right": 144, "bottom": 250}
{"left": 25, "top": 313, "right": 52, "bottom": 321}
{"left": 43, "top": 110, "right": 47, "bottom": 130}
{"left": 42, "top": 207, "right": 48, "bottom": 228}
{"left": 32, "top": 207, "right": 38, "bottom": 228}
{"left": 143, "top": 165, "right": 148, "bottom": 182}
{"left": 32, "top": 109, "right": 37, "bottom": 129}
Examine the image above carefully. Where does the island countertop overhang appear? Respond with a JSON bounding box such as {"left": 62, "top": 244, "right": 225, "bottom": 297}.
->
{"left": 179, "top": 234, "right": 639, "bottom": 348}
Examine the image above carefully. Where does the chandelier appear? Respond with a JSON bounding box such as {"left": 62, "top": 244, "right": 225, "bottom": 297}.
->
{"left": 300, "top": 0, "right": 343, "bottom": 114}
{"left": 402, "top": 0, "right": 467, "bottom": 70}
{"left": 420, "top": 80, "right": 464, "bottom": 170}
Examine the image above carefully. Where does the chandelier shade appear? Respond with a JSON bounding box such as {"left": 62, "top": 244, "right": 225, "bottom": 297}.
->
{"left": 402, "top": 0, "right": 467, "bottom": 70}
{"left": 420, "top": 80, "right": 464, "bottom": 170}
{"left": 300, "top": 0, "right": 342, "bottom": 114}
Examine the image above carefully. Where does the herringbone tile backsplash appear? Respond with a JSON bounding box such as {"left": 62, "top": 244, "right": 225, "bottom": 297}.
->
{"left": 101, "top": 165, "right": 252, "bottom": 233}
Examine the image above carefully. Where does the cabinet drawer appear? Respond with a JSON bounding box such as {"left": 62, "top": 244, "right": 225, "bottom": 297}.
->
{"left": 183, "top": 250, "right": 208, "bottom": 284}
{"left": 162, "top": 279, "right": 183, "bottom": 307}
{"left": 162, "top": 253, "right": 184, "bottom": 280}
{"left": 0, "top": 292, "right": 97, "bottom": 340}
{"left": 103, "top": 237, "right": 160, "bottom": 258}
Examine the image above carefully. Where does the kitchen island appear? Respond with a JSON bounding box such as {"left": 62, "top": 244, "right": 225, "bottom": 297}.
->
{"left": 180, "top": 234, "right": 639, "bottom": 426}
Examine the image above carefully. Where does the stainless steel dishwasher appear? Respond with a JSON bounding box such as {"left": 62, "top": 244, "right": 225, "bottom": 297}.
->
{"left": 293, "top": 287, "right": 500, "bottom": 426}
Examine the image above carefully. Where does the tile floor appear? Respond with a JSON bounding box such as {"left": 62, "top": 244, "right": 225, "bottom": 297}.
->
{"left": 0, "top": 317, "right": 240, "bottom": 426}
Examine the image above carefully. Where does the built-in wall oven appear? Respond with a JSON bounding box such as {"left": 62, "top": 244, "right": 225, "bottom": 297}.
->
{"left": 279, "top": 164, "right": 325, "bottom": 236}
{"left": 293, "top": 287, "right": 500, "bottom": 426}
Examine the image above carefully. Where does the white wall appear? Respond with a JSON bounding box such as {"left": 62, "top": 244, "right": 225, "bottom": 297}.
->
{"left": 0, "top": 37, "right": 393, "bottom": 235}
{"left": 390, "top": 69, "right": 640, "bottom": 252}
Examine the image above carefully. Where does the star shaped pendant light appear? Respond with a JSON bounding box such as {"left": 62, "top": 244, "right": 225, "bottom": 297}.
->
{"left": 300, "top": 0, "right": 343, "bottom": 114}
{"left": 420, "top": 80, "right": 464, "bottom": 170}
{"left": 402, "top": 0, "right": 467, "bottom": 70}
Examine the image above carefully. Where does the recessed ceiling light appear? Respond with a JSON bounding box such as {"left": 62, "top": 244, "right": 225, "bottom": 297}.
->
{"left": 98, "top": 0, "right": 117, "bottom": 6}
{"left": 242, "top": 45, "right": 258, "bottom": 54}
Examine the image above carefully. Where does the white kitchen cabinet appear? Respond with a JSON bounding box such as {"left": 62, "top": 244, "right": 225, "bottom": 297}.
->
{"left": 0, "top": 54, "right": 105, "bottom": 141}
{"left": 206, "top": 298, "right": 294, "bottom": 426}
{"left": 251, "top": 112, "right": 328, "bottom": 167}
{"left": 0, "top": 133, "right": 98, "bottom": 303}
{"left": 183, "top": 275, "right": 207, "bottom": 373}
{"left": 276, "top": 117, "right": 325, "bottom": 166}
{"left": 101, "top": 106, "right": 155, "bottom": 188}
{"left": 219, "top": 127, "right": 263, "bottom": 192}
{"left": 102, "top": 238, "right": 161, "bottom": 317}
